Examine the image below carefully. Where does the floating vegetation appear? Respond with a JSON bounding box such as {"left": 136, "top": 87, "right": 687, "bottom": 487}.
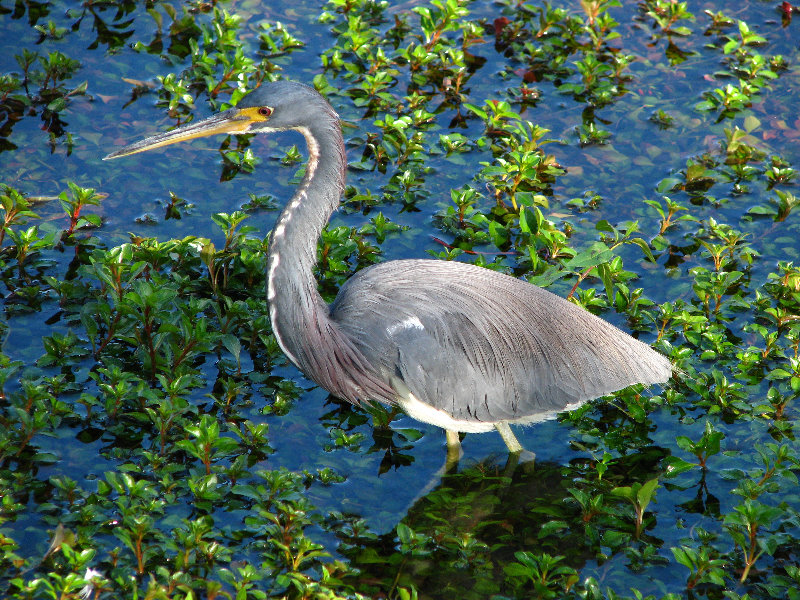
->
{"left": 1, "top": 0, "right": 800, "bottom": 598}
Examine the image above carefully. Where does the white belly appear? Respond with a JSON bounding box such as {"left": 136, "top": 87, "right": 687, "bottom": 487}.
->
{"left": 396, "top": 392, "right": 496, "bottom": 433}
{"left": 395, "top": 390, "right": 587, "bottom": 433}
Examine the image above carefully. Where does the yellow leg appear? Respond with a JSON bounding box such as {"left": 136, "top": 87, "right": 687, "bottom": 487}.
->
{"left": 496, "top": 422, "right": 536, "bottom": 467}
{"left": 445, "top": 430, "right": 462, "bottom": 470}
{"left": 495, "top": 422, "right": 522, "bottom": 453}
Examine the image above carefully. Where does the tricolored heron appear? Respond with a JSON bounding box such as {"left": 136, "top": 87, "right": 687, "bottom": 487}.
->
{"left": 106, "top": 81, "right": 672, "bottom": 461}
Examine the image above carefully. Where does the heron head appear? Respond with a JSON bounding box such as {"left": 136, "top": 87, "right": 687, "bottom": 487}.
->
{"left": 104, "top": 80, "right": 333, "bottom": 160}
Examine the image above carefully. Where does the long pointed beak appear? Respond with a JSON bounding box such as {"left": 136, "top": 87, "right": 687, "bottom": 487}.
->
{"left": 103, "top": 108, "right": 254, "bottom": 160}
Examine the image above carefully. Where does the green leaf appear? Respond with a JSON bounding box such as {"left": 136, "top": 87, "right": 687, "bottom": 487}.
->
{"left": 637, "top": 478, "right": 659, "bottom": 509}
{"left": 596, "top": 262, "right": 615, "bottom": 303}
{"left": 663, "top": 456, "right": 696, "bottom": 478}
{"left": 657, "top": 177, "right": 682, "bottom": 193}
{"left": 222, "top": 334, "right": 241, "bottom": 363}
{"left": 670, "top": 546, "right": 695, "bottom": 569}
{"left": 630, "top": 237, "right": 656, "bottom": 263}
{"left": 394, "top": 428, "right": 424, "bottom": 442}
{"left": 610, "top": 485, "right": 634, "bottom": 501}
{"left": 538, "top": 520, "right": 568, "bottom": 538}
{"left": 743, "top": 115, "right": 761, "bottom": 132}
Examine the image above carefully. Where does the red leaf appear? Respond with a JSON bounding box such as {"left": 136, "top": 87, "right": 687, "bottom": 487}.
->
{"left": 493, "top": 17, "right": 510, "bottom": 36}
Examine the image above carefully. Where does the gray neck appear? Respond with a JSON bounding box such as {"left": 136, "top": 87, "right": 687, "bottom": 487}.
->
{"left": 266, "top": 114, "right": 346, "bottom": 370}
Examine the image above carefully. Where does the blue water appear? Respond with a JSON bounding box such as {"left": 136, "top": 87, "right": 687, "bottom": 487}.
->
{"left": 2, "top": 0, "right": 800, "bottom": 597}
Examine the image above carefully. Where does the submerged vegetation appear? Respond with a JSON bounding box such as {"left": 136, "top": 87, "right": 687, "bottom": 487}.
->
{"left": 1, "top": 0, "right": 800, "bottom": 598}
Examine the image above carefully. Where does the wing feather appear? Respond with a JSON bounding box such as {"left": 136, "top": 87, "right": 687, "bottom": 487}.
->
{"left": 330, "top": 259, "right": 671, "bottom": 425}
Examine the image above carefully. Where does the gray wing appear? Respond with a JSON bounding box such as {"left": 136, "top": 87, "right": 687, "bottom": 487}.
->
{"left": 329, "top": 259, "right": 672, "bottom": 424}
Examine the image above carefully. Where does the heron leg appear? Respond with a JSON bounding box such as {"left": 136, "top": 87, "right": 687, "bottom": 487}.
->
{"left": 495, "top": 422, "right": 523, "bottom": 453}
{"left": 445, "top": 430, "right": 462, "bottom": 471}
{"left": 496, "top": 422, "right": 536, "bottom": 468}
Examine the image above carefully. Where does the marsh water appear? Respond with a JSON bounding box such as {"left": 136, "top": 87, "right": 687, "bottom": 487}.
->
{"left": 1, "top": 0, "right": 800, "bottom": 598}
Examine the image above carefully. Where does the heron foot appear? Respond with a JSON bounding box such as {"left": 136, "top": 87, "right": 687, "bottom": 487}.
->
{"left": 496, "top": 422, "right": 535, "bottom": 472}
{"left": 503, "top": 448, "right": 536, "bottom": 476}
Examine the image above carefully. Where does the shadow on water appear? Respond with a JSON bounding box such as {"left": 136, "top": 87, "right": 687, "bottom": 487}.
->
{"left": 328, "top": 443, "right": 669, "bottom": 598}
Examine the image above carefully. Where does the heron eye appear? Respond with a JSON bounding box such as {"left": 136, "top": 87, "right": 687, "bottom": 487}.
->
{"left": 258, "top": 107, "right": 272, "bottom": 118}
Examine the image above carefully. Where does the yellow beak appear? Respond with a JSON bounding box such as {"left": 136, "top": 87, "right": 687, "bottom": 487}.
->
{"left": 104, "top": 107, "right": 260, "bottom": 160}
